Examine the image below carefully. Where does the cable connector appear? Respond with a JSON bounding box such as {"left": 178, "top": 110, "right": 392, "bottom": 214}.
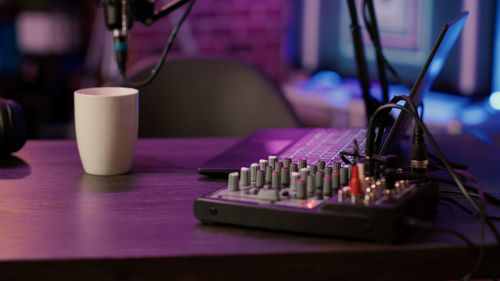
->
{"left": 411, "top": 125, "right": 428, "bottom": 174}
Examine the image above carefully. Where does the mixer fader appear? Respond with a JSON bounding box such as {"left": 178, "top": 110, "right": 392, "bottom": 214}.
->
{"left": 194, "top": 155, "right": 438, "bottom": 242}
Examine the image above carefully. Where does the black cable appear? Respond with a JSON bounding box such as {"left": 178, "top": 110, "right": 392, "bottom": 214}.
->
{"left": 439, "top": 195, "right": 500, "bottom": 221}
{"left": 429, "top": 153, "right": 469, "bottom": 170}
{"left": 417, "top": 103, "right": 424, "bottom": 120}
{"left": 386, "top": 171, "right": 500, "bottom": 208}
{"left": 464, "top": 187, "right": 500, "bottom": 208}
{"left": 367, "top": 102, "right": 500, "bottom": 242}
{"left": 368, "top": 102, "right": 500, "bottom": 280}
{"left": 441, "top": 185, "right": 500, "bottom": 208}
{"left": 440, "top": 189, "right": 480, "bottom": 198}
{"left": 402, "top": 215, "right": 485, "bottom": 281}
{"left": 387, "top": 170, "right": 500, "bottom": 210}
{"left": 382, "top": 55, "right": 412, "bottom": 90}
{"left": 373, "top": 94, "right": 418, "bottom": 154}
{"left": 362, "top": 0, "right": 395, "bottom": 157}
{"left": 367, "top": 104, "right": 477, "bottom": 209}
{"left": 463, "top": 215, "right": 486, "bottom": 281}
{"left": 433, "top": 165, "right": 500, "bottom": 207}
{"left": 361, "top": 0, "right": 412, "bottom": 92}
{"left": 152, "top": 0, "right": 191, "bottom": 22}
{"left": 120, "top": 0, "right": 195, "bottom": 87}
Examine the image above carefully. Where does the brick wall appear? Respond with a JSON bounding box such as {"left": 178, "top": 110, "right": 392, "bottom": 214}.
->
{"left": 129, "top": 0, "right": 289, "bottom": 80}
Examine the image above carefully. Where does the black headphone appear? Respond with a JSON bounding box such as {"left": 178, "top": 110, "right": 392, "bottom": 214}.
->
{"left": 0, "top": 98, "right": 27, "bottom": 156}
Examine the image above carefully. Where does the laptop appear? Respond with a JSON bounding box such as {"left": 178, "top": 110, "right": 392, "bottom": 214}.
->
{"left": 197, "top": 12, "right": 469, "bottom": 177}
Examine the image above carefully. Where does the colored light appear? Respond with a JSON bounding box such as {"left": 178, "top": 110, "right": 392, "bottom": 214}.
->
{"left": 301, "top": 70, "right": 342, "bottom": 91}
{"left": 429, "top": 57, "right": 444, "bottom": 77}
{"left": 491, "top": 0, "right": 500, "bottom": 93}
{"left": 460, "top": 105, "right": 488, "bottom": 125}
{"left": 325, "top": 88, "right": 351, "bottom": 107}
{"left": 421, "top": 91, "right": 467, "bottom": 125}
{"left": 306, "top": 200, "right": 316, "bottom": 209}
{"left": 489, "top": 91, "right": 500, "bottom": 110}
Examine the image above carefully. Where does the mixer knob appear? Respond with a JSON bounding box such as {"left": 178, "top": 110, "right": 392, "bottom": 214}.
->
{"left": 315, "top": 170, "right": 324, "bottom": 188}
{"left": 290, "top": 162, "right": 299, "bottom": 173}
{"left": 256, "top": 169, "right": 265, "bottom": 188}
{"left": 259, "top": 159, "right": 268, "bottom": 171}
{"left": 265, "top": 165, "right": 273, "bottom": 184}
{"left": 340, "top": 167, "right": 348, "bottom": 187}
{"left": 332, "top": 171, "right": 340, "bottom": 192}
{"left": 332, "top": 162, "right": 341, "bottom": 172}
{"left": 283, "top": 157, "right": 292, "bottom": 168}
{"left": 275, "top": 161, "right": 283, "bottom": 171}
{"left": 280, "top": 166, "right": 290, "bottom": 186}
{"left": 307, "top": 174, "right": 316, "bottom": 195}
{"left": 309, "top": 165, "right": 317, "bottom": 176}
{"left": 250, "top": 163, "right": 259, "bottom": 183}
{"left": 324, "top": 166, "right": 332, "bottom": 177}
{"left": 316, "top": 161, "right": 326, "bottom": 170}
{"left": 290, "top": 171, "right": 300, "bottom": 191}
{"left": 239, "top": 167, "right": 250, "bottom": 187}
{"left": 228, "top": 172, "right": 239, "bottom": 191}
{"left": 268, "top": 155, "right": 278, "bottom": 170}
{"left": 300, "top": 167, "right": 310, "bottom": 180}
{"left": 298, "top": 159, "right": 307, "bottom": 169}
{"left": 323, "top": 175, "right": 332, "bottom": 196}
{"left": 297, "top": 179, "right": 306, "bottom": 199}
{"left": 271, "top": 170, "right": 281, "bottom": 189}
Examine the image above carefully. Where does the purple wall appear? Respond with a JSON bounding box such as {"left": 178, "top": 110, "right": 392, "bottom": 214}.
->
{"left": 129, "top": 0, "right": 290, "bottom": 80}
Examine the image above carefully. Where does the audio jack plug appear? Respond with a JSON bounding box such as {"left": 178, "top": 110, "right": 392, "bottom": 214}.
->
{"left": 410, "top": 125, "right": 428, "bottom": 174}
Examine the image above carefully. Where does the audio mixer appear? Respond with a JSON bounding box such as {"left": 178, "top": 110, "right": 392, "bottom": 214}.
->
{"left": 194, "top": 155, "right": 438, "bottom": 242}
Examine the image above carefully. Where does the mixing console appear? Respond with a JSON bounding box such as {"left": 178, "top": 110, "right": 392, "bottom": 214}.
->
{"left": 194, "top": 155, "right": 438, "bottom": 242}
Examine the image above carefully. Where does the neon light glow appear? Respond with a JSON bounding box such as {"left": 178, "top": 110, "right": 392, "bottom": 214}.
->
{"left": 421, "top": 91, "right": 467, "bottom": 125}
{"left": 460, "top": 105, "right": 488, "bottom": 125}
{"left": 490, "top": 0, "right": 500, "bottom": 104}
{"left": 489, "top": 91, "right": 500, "bottom": 110}
{"left": 428, "top": 57, "right": 444, "bottom": 77}
{"left": 301, "top": 70, "right": 342, "bottom": 91}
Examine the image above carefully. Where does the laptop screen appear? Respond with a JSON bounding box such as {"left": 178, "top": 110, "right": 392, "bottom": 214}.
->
{"left": 379, "top": 12, "right": 469, "bottom": 155}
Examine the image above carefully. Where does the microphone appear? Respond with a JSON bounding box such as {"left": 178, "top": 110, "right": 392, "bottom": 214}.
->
{"left": 103, "top": 0, "right": 131, "bottom": 74}
{"left": 101, "top": 0, "right": 193, "bottom": 85}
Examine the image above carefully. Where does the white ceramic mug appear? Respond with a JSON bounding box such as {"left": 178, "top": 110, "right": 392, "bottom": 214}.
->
{"left": 74, "top": 87, "right": 138, "bottom": 176}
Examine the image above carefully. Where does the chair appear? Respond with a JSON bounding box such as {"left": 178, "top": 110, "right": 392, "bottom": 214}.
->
{"left": 131, "top": 57, "right": 301, "bottom": 137}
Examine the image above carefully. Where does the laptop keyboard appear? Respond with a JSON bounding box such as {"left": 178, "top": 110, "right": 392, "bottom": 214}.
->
{"left": 279, "top": 128, "right": 366, "bottom": 165}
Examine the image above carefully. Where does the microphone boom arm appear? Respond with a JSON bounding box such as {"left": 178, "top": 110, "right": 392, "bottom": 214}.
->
{"left": 130, "top": 0, "right": 190, "bottom": 26}
{"left": 346, "top": 0, "right": 381, "bottom": 122}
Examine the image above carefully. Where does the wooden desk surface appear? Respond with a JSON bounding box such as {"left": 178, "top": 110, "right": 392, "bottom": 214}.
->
{"left": 0, "top": 135, "right": 499, "bottom": 281}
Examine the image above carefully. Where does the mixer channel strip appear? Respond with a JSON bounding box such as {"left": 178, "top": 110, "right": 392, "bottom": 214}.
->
{"left": 194, "top": 155, "right": 438, "bottom": 242}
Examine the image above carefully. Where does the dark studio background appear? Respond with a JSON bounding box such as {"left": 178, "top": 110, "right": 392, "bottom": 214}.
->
{"left": 0, "top": 0, "right": 499, "bottom": 142}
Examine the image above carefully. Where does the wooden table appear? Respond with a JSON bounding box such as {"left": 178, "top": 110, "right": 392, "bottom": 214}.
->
{"left": 0, "top": 135, "right": 499, "bottom": 281}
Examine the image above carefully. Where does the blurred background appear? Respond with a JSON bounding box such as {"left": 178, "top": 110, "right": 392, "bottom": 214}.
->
{"left": 0, "top": 0, "right": 499, "bottom": 144}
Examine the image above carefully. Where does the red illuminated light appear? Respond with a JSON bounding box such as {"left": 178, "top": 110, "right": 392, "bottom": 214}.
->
{"left": 307, "top": 200, "right": 316, "bottom": 209}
